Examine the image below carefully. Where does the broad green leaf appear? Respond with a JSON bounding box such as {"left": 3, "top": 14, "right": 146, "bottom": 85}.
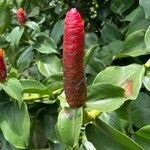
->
{"left": 144, "top": 26, "right": 150, "bottom": 49}
{"left": 130, "top": 92, "right": 150, "bottom": 128}
{"left": 17, "top": 46, "right": 34, "bottom": 71}
{"left": 94, "top": 64, "right": 145, "bottom": 100}
{"left": 42, "top": 73, "right": 63, "bottom": 92}
{"left": 50, "top": 20, "right": 64, "bottom": 44}
{"left": 0, "top": 35, "right": 9, "bottom": 48}
{"left": 136, "top": 125, "right": 150, "bottom": 140}
{"left": 0, "top": 101, "right": 30, "bottom": 149}
{"left": 25, "top": 21, "right": 40, "bottom": 31}
{"left": 134, "top": 136, "right": 150, "bottom": 150}
{"left": 111, "top": 0, "right": 134, "bottom": 14}
{"left": 124, "top": 7, "right": 141, "bottom": 22}
{"left": 84, "top": 45, "right": 98, "bottom": 67}
{"left": 0, "top": 90, "right": 9, "bottom": 102}
{"left": 1, "top": 137, "right": 19, "bottom": 150}
{"left": 85, "top": 118, "right": 143, "bottom": 150}
{"left": 85, "top": 41, "right": 124, "bottom": 75}
{"left": 0, "top": 4, "right": 12, "bottom": 34}
{"left": 16, "top": 0, "right": 24, "bottom": 7}
{"left": 96, "top": 40, "right": 124, "bottom": 66}
{"left": 0, "top": 78, "right": 23, "bottom": 103}
{"left": 86, "top": 97, "right": 126, "bottom": 112}
{"left": 36, "top": 54, "right": 62, "bottom": 77}
{"left": 6, "top": 26, "right": 24, "bottom": 46}
{"left": 87, "top": 83, "right": 124, "bottom": 101}
{"left": 57, "top": 107, "right": 83, "bottom": 147}
{"left": 101, "top": 22, "right": 121, "bottom": 44}
{"left": 117, "top": 30, "right": 150, "bottom": 57}
{"left": 99, "top": 112, "right": 123, "bottom": 131}
{"left": 28, "top": 7, "right": 40, "bottom": 18}
{"left": 40, "top": 104, "right": 59, "bottom": 143}
{"left": 134, "top": 125, "right": 150, "bottom": 150}
{"left": 139, "top": 0, "right": 150, "bottom": 20}
{"left": 33, "top": 35, "right": 58, "bottom": 54}
{"left": 20, "top": 79, "right": 51, "bottom": 95}
{"left": 85, "top": 33, "right": 99, "bottom": 48}
{"left": 85, "top": 54, "right": 106, "bottom": 75}
{"left": 143, "top": 76, "right": 150, "bottom": 91}
{"left": 127, "top": 8, "right": 150, "bottom": 35}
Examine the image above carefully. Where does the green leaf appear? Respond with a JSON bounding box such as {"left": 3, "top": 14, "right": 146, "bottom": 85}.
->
{"left": 111, "top": 0, "right": 134, "bottom": 14}
{"left": 50, "top": 19, "right": 64, "bottom": 44}
{"left": 86, "top": 97, "right": 126, "bottom": 112}
{"left": 6, "top": 26, "right": 24, "bottom": 46}
{"left": 144, "top": 25, "right": 150, "bottom": 49}
{"left": 20, "top": 79, "right": 51, "bottom": 95}
{"left": 87, "top": 83, "right": 125, "bottom": 101}
{"left": 36, "top": 54, "right": 62, "bottom": 77}
{"left": 94, "top": 64, "right": 144, "bottom": 99}
{"left": 143, "top": 76, "right": 150, "bottom": 91}
{"left": 57, "top": 107, "right": 83, "bottom": 147}
{"left": 17, "top": 46, "right": 34, "bottom": 71}
{"left": 139, "top": 0, "right": 150, "bottom": 20}
{"left": 28, "top": 7, "right": 40, "bottom": 18}
{"left": 85, "top": 33, "right": 99, "bottom": 48}
{"left": 99, "top": 112, "right": 123, "bottom": 131}
{"left": 0, "top": 35, "right": 9, "bottom": 48}
{"left": 124, "top": 7, "right": 142, "bottom": 22}
{"left": 130, "top": 92, "right": 150, "bottom": 128}
{"left": 0, "top": 78, "right": 23, "bottom": 103}
{"left": 136, "top": 125, "right": 150, "bottom": 140}
{"left": 42, "top": 73, "right": 63, "bottom": 92}
{"left": 101, "top": 22, "right": 122, "bottom": 44}
{"left": 33, "top": 35, "right": 58, "bottom": 54}
{"left": 96, "top": 40, "right": 124, "bottom": 66}
{"left": 0, "top": 4, "right": 12, "bottom": 34}
{"left": 134, "top": 125, "right": 150, "bottom": 149}
{"left": 85, "top": 118, "right": 143, "bottom": 150}
{"left": 40, "top": 104, "right": 59, "bottom": 143}
{"left": 84, "top": 45, "right": 98, "bottom": 67}
{"left": 25, "top": 21, "right": 40, "bottom": 31}
{"left": 94, "top": 64, "right": 145, "bottom": 100}
{"left": 127, "top": 8, "right": 150, "bottom": 35}
{"left": 16, "top": 0, "right": 24, "bottom": 7}
{"left": 85, "top": 41, "right": 124, "bottom": 75}
{"left": 117, "top": 30, "right": 150, "bottom": 57}
{"left": 0, "top": 101, "right": 30, "bottom": 149}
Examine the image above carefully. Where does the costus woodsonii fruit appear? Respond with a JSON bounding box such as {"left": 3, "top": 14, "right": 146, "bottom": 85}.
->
{"left": 63, "top": 8, "right": 87, "bottom": 108}
{"left": 0, "top": 49, "right": 6, "bottom": 82}
{"left": 17, "top": 8, "right": 26, "bottom": 25}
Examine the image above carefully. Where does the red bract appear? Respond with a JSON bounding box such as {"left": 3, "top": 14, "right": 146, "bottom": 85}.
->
{"left": 63, "top": 8, "right": 87, "bottom": 108}
{"left": 17, "top": 8, "right": 26, "bottom": 25}
{"left": 0, "top": 49, "right": 7, "bottom": 82}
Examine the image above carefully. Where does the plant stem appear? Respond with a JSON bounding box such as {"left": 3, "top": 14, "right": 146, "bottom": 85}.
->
{"left": 126, "top": 101, "right": 134, "bottom": 139}
{"left": 23, "top": 95, "right": 51, "bottom": 102}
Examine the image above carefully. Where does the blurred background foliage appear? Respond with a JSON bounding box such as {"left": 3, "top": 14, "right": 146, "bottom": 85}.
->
{"left": 0, "top": 0, "right": 150, "bottom": 149}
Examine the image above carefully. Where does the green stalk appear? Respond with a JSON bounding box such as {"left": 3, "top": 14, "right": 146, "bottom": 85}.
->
{"left": 126, "top": 101, "right": 134, "bottom": 139}
{"left": 23, "top": 95, "right": 51, "bottom": 102}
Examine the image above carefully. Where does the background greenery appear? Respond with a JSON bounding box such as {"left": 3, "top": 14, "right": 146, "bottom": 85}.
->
{"left": 0, "top": 0, "right": 150, "bottom": 149}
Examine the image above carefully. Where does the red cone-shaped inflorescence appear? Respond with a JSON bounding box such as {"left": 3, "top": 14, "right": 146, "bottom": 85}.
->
{"left": 0, "top": 49, "right": 7, "bottom": 82}
{"left": 17, "top": 8, "right": 26, "bottom": 25}
{"left": 63, "top": 8, "right": 87, "bottom": 108}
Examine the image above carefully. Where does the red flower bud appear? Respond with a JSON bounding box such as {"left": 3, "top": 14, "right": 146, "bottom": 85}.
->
{"left": 63, "top": 8, "right": 87, "bottom": 108}
{"left": 0, "top": 49, "right": 7, "bottom": 82}
{"left": 17, "top": 8, "right": 26, "bottom": 25}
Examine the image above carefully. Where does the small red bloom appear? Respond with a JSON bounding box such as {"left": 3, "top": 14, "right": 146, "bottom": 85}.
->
{"left": 63, "top": 8, "right": 87, "bottom": 108}
{"left": 0, "top": 49, "right": 7, "bottom": 82}
{"left": 17, "top": 8, "right": 26, "bottom": 25}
